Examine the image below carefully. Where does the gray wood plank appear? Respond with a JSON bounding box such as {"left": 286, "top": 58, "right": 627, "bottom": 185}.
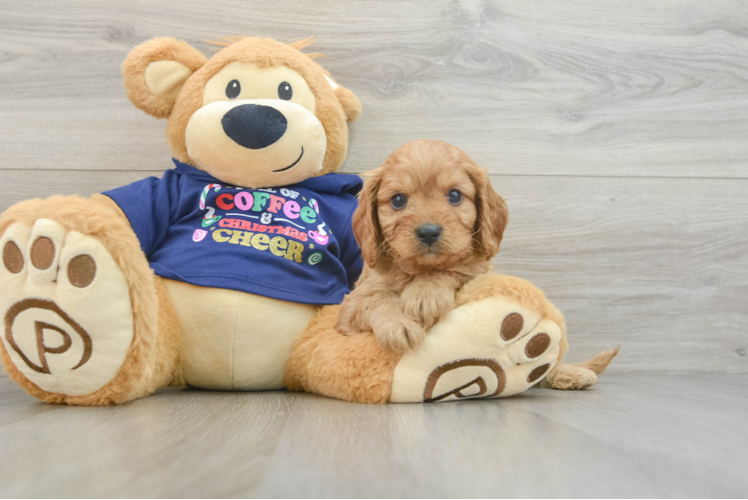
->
{"left": 528, "top": 374, "right": 748, "bottom": 495}
{"left": 1, "top": 1, "right": 747, "bottom": 498}
{"left": 1, "top": 170, "right": 746, "bottom": 373}
{"left": 0, "top": 374, "right": 745, "bottom": 497}
{"left": 0, "top": 385, "right": 295, "bottom": 498}
{"left": 493, "top": 175, "right": 748, "bottom": 374}
{"left": 257, "top": 376, "right": 746, "bottom": 498}
{"left": 1, "top": 0, "right": 747, "bottom": 177}
{"left": 0, "top": 169, "right": 163, "bottom": 206}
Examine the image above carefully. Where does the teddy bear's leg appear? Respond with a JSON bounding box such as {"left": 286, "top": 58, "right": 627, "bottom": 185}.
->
{"left": 454, "top": 273, "right": 619, "bottom": 392}
{"left": 0, "top": 195, "right": 181, "bottom": 405}
{"left": 286, "top": 273, "right": 617, "bottom": 403}
{"left": 285, "top": 305, "right": 401, "bottom": 404}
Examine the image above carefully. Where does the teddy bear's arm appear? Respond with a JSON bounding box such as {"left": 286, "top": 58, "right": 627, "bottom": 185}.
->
{"left": 337, "top": 200, "right": 364, "bottom": 290}
{"left": 102, "top": 173, "right": 180, "bottom": 257}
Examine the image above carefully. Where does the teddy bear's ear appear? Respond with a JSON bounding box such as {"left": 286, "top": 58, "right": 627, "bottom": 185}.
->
{"left": 122, "top": 37, "right": 207, "bottom": 118}
{"left": 324, "top": 75, "right": 362, "bottom": 122}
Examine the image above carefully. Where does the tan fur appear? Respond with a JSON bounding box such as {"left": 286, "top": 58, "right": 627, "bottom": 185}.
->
{"left": 153, "top": 277, "right": 184, "bottom": 389}
{"left": 287, "top": 177, "right": 617, "bottom": 402}
{"left": 574, "top": 346, "right": 620, "bottom": 374}
{"left": 165, "top": 279, "right": 316, "bottom": 390}
{"left": 286, "top": 271, "right": 599, "bottom": 404}
{"left": 457, "top": 272, "right": 620, "bottom": 390}
{"left": 456, "top": 273, "right": 569, "bottom": 360}
{"left": 3, "top": 32, "right": 615, "bottom": 405}
{"left": 1, "top": 36, "right": 362, "bottom": 405}
{"left": 0, "top": 196, "right": 181, "bottom": 405}
{"left": 337, "top": 140, "right": 508, "bottom": 352}
{"left": 122, "top": 37, "right": 208, "bottom": 119}
{"left": 285, "top": 305, "right": 401, "bottom": 404}
{"left": 335, "top": 85, "right": 362, "bottom": 122}
{"left": 541, "top": 347, "right": 620, "bottom": 390}
{"left": 333, "top": 139, "right": 615, "bottom": 390}
{"left": 122, "top": 37, "right": 360, "bottom": 176}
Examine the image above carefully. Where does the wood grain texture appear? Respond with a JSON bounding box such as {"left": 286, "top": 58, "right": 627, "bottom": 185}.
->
{"left": 2, "top": 2, "right": 747, "bottom": 498}
{"left": 0, "top": 374, "right": 746, "bottom": 497}
{"left": 494, "top": 174, "right": 748, "bottom": 373}
{"left": 0, "top": 0, "right": 747, "bottom": 177}
{"left": 1, "top": 170, "right": 745, "bottom": 373}
{"left": 0, "top": 1, "right": 746, "bottom": 373}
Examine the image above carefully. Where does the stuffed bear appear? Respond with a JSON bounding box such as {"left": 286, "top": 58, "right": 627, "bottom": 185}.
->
{"left": 0, "top": 36, "right": 617, "bottom": 405}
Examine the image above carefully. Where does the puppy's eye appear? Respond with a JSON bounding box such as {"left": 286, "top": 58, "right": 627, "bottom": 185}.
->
{"left": 278, "top": 82, "right": 293, "bottom": 100}
{"left": 391, "top": 194, "right": 407, "bottom": 210}
{"left": 226, "top": 80, "right": 241, "bottom": 99}
{"left": 447, "top": 189, "right": 463, "bottom": 206}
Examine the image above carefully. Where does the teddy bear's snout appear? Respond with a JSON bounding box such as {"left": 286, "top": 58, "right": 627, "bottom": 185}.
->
{"left": 221, "top": 104, "right": 288, "bottom": 150}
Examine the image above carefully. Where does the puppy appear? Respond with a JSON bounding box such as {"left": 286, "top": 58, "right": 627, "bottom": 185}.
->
{"left": 337, "top": 139, "right": 509, "bottom": 352}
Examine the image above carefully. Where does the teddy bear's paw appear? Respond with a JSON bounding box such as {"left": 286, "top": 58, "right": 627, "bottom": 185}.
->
{"left": 389, "top": 295, "right": 561, "bottom": 403}
{"left": 0, "top": 219, "right": 134, "bottom": 397}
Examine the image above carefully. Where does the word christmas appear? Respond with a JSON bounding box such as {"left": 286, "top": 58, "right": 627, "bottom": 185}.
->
{"left": 193, "top": 184, "right": 330, "bottom": 266}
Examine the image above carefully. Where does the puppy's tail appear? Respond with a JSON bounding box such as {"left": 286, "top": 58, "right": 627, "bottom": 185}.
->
{"left": 572, "top": 346, "right": 620, "bottom": 375}
{"left": 541, "top": 346, "right": 620, "bottom": 390}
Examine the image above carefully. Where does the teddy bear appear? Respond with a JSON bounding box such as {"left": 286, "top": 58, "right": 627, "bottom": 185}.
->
{"left": 0, "top": 36, "right": 617, "bottom": 405}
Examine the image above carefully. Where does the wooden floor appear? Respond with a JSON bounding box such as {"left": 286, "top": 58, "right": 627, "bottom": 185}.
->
{"left": 1, "top": 1, "right": 747, "bottom": 498}
{"left": 0, "top": 372, "right": 745, "bottom": 498}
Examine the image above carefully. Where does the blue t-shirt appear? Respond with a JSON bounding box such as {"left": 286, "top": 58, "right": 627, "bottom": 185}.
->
{"left": 104, "top": 160, "right": 363, "bottom": 305}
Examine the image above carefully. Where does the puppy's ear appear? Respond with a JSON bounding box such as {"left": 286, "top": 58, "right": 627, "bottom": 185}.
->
{"left": 324, "top": 75, "right": 362, "bottom": 122}
{"left": 122, "top": 37, "right": 207, "bottom": 118}
{"left": 468, "top": 162, "right": 509, "bottom": 259}
{"left": 352, "top": 172, "right": 383, "bottom": 267}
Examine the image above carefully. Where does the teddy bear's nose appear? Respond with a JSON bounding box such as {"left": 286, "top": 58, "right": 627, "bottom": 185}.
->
{"left": 221, "top": 104, "right": 288, "bottom": 149}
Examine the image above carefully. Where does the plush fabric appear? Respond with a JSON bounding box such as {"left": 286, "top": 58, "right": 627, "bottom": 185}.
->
{"left": 0, "top": 220, "right": 134, "bottom": 396}
{"left": 0, "top": 196, "right": 175, "bottom": 405}
{"left": 151, "top": 37, "right": 358, "bottom": 179}
{"left": 0, "top": 36, "right": 368, "bottom": 405}
{"left": 123, "top": 37, "right": 207, "bottom": 119}
{"left": 390, "top": 294, "right": 562, "bottom": 402}
{"left": 165, "top": 279, "right": 317, "bottom": 390}
{"left": 285, "top": 304, "right": 401, "bottom": 404}
{"left": 104, "top": 161, "right": 363, "bottom": 304}
{"left": 0, "top": 35, "right": 617, "bottom": 406}
{"left": 284, "top": 273, "right": 614, "bottom": 404}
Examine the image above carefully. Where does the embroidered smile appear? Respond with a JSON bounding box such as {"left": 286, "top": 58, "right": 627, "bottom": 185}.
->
{"left": 273, "top": 146, "right": 304, "bottom": 173}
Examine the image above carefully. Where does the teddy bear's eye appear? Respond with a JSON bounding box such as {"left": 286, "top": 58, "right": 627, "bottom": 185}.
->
{"left": 226, "top": 80, "right": 241, "bottom": 99}
{"left": 278, "top": 82, "right": 292, "bottom": 100}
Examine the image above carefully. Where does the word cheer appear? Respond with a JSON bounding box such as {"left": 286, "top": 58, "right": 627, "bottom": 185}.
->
{"left": 212, "top": 229, "right": 305, "bottom": 263}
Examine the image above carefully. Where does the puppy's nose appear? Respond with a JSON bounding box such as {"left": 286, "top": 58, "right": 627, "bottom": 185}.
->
{"left": 416, "top": 224, "right": 442, "bottom": 246}
{"left": 221, "top": 104, "right": 287, "bottom": 149}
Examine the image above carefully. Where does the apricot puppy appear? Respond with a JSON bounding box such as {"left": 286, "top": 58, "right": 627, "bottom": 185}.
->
{"left": 337, "top": 139, "right": 508, "bottom": 352}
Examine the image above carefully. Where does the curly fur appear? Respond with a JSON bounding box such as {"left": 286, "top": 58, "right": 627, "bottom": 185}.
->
{"left": 337, "top": 140, "right": 509, "bottom": 352}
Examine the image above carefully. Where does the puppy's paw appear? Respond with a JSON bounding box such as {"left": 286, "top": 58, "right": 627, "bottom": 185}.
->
{"left": 370, "top": 314, "right": 427, "bottom": 353}
{"left": 400, "top": 282, "right": 455, "bottom": 328}
{"left": 335, "top": 298, "right": 365, "bottom": 335}
{"left": 336, "top": 320, "right": 362, "bottom": 336}
{"left": 335, "top": 305, "right": 362, "bottom": 335}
